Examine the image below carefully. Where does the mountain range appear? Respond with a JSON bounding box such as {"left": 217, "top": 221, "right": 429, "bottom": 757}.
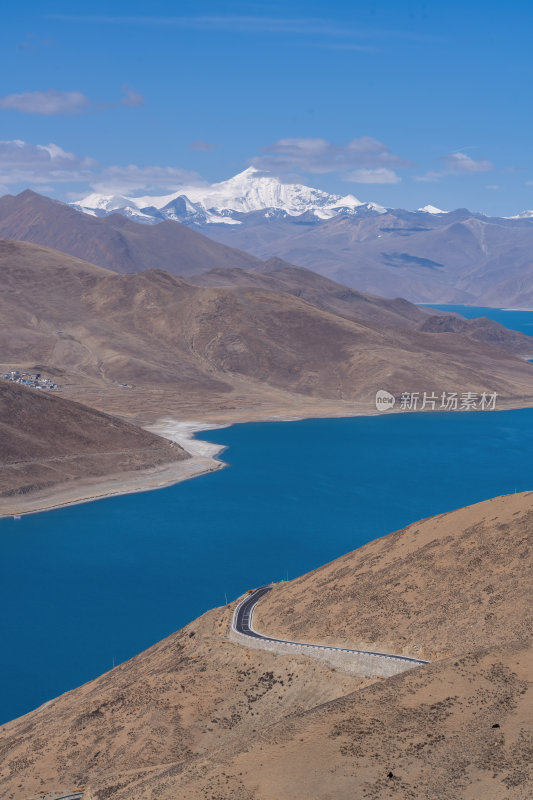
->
{"left": 0, "top": 189, "right": 260, "bottom": 276}
{"left": 199, "top": 204, "right": 533, "bottom": 305}
{"left": 71, "top": 166, "right": 386, "bottom": 225}
{"left": 189, "top": 260, "right": 533, "bottom": 354}
{"left": 71, "top": 166, "right": 533, "bottom": 228}
{"left": 199, "top": 206, "right": 533, "bottom": 306}
{"left": 2, "top": 170, "right": 532, "bottom": 306}
{"left": 1, "top": 239, "right": 532, "bottom": 428}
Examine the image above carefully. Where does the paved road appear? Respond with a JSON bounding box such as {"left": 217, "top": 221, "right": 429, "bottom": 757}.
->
{"left": 53, "top": 794, "right": 83, "bottom": 800}
{"left": 232, "top": 586, "right": 429, "bottom": 666}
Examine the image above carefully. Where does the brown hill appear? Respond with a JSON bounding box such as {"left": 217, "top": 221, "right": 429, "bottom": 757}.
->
{"left": 0, "top": 190, "right": 261, "bottom": 275}
{"left": 188, "top": 639, "right": 531, "bottom": 800}
{"left": 4, "top": 188, "right": 533, "bottom": 307}
{"left": 1, "top": 240, "right": 533, "bottom": 429}
{"left": 1, "top": 492, "right": 530, "bottom": 799}
{"left": 191, "top": 260, "right": 533, "bottom": 355}
{"left": 189, "top": 258, "right": 433, "bottom": 328}
{"left": 417, "top": 312, "right": 533, "bottom": 355}
{"left": 254, "top": 491, "right": 533, "bottom": 661}
{"left": 0, "top": 378, "right": 189, "bottom": 504}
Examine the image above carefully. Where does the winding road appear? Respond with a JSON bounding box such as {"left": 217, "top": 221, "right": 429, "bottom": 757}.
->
{"left": 232, "top": 586, "right": 429, "bottom": 666}
{"left": 53, "top": 794, "right": 83, "bottom": 800}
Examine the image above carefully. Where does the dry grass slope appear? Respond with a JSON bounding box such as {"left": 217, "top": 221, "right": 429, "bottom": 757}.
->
{"left": 0, "top": 379, "right": 188, "bottom": 499}
{"left": 0, "top": 191, "right": 261, "bottom": 276}
{"left": 254, "top": 492, "right": 533, "bottom": 660}
{"left": 1, "top": 239, "right": 533, "bottom": 428}
{"left": 191, "top": 260, "right": 533, "bottom": 354}
{"left": 0, "top": 492, "right": 530, "bottom": 799}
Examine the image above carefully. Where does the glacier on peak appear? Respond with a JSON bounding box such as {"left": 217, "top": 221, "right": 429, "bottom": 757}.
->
{"left": 505, "top": 209, "right": 533, "bottom": 220}
{"left": 417, "top": 205, "right": 448, "bottom": 215}
{"left": 70, "top": 171, "right": 462, "bottom": 228}
{"left": 71, "top": 167, "right": 380, "bottom": 225}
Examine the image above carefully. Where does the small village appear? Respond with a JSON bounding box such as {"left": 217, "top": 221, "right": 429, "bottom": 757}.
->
{"left": 2, "top": 370, "right": 60, "bottom": 391}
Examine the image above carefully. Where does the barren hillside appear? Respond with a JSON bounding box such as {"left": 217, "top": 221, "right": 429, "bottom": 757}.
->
{"left": 191, "top": 259, "right": 533, "bottom": 355}
{"left": 1, "top": 492, "right": 530, "bottom": 800}
{"left": 0, "top": 379, "right": 189, "bottom": 502}
{"left": 1, "top": 240, "right": 533, "bottom": 427}
{"left": 197, "top": 207, "right": 533, "bottom": 306}
{"left": 0, "top": 190, "right": 261, "bottom": 275}
{"left": 254, "top": 491, "right": 533, "bottom": 660}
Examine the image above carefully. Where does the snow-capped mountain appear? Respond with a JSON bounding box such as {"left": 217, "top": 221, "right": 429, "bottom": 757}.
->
{"left": 71, "top": 167, "right": 388, "bottom": 226}
{"left": 505, "top": 209, "right": 533, "bottom": 220}
{"left": 73, "top": 167, "right": 488, "bottom": 228}
{"left": 417, "top": 205, "right": 448, "bottom": 215}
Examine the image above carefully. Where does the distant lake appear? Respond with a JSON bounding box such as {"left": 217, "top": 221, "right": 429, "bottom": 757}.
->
{"left": 423, "top": 304, "right": 533, "bottom": 337}
{"left": 1, "top": 401, "right": 533, "bottom": 723}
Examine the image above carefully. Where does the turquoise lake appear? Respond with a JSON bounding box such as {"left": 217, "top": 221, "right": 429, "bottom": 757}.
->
{"left": 1, "top": 306, "right": 532, "bottom": 724}
{"left": 424, "top": 304, "right": 533, "bottom": 337}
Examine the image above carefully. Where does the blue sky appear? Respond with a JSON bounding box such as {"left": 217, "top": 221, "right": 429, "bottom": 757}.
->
{"left": 1, "top": 0, "right": 532, "bottom": 214}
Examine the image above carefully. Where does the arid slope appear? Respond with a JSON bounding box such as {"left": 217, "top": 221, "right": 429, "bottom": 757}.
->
{"left": 197, "top": 207, "right": 533, "bottom": 306}
{"left": 1, "top": 240, "right": 533, "bottom": 425}
{"left": 189, "top": 258, "right": 433, "bottom": 328}
{"left": 0, "top": 379, "right": 188, "bottom": 499}
{"left": 254, "top": 491, "right": 533, "bottom": 660}
{"left": 191, "top": 259, "right": 533, "bottom": 355}
{"left": 0, "top": 190, "right": 261, "bottom": 275}
{"left": 0, "top": 492, "right": 531, "bottom": 800}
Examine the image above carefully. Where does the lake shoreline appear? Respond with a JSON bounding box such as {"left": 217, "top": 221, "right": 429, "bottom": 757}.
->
{"left": 0, "top": 450, "right": 224, "bottom": 519}
{"left": 2, "top": 408, "right": 533, "bottom": 724}
{"left": 2, "top": 398, "right": 533, "bottom": 518}
{"left": 0, "top": 407, "right": 375, "bottom": 518}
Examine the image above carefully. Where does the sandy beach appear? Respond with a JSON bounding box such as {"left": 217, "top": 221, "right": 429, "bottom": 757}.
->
{"left": 143, "top": 418, "right": 230, "bottom": 458}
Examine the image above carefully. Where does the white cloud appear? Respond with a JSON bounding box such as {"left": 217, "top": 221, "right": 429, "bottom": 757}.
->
{"left": 50, "top": 14, "right": 439, "bottom": 45}
{"left": 0, "top": 140, "right": 97, "bottom": 185}
{"left": 251, "top": 136, "right": 410, "bottom": 176}
{"left": 346, "top": 167, "right": 401, "bottom": 184}
{"left": 118, "top": 88, "right": 145, "bottom": 107}
{"left": 90, "top": 164, "right": 200, "bottom": 194}
{"left": 415, "top": 151, "right": 493, "bottom": 182}
{"left": 0, "top": 90, "right": 90, "bottom": 115}
{"left": 0, "top": 87, "right": 145, "bottom": 115}
{"left": 441, "top": 152, "right": 493, "bottom": 174}
{"left": 414, "top": 172, "right": 442, "bottom": 183}
{"left": 0, "top": 139, "right": 198, "bottom": 195}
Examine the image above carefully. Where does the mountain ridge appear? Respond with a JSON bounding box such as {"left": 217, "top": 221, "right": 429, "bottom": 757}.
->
{"left": 0, "top": 189, "right": 261, "bottom": 276}
{"left": 1, "top": 239, "right": 533, "bottom": 429}
{"left": 70, "top": 167, "right": 533, "bottom": 226}
{"left": 71, "top": 166, "right": 372, "bottom": 224}
{"left": 197, "top": 205, "right": 533, "bottom": 306}
{"left": 190, "top": 260, "right": 533, "bottom": 355}
{"left": 2, "top": 184, "right": 533, "bottom": 306}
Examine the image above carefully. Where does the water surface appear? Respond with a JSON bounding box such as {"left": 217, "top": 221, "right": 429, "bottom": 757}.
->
{"left": 1, "top": 408, "right": 532, "bottom": 723}
{"left": 424, "top": 304, "right": 533, "bottom": 337}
